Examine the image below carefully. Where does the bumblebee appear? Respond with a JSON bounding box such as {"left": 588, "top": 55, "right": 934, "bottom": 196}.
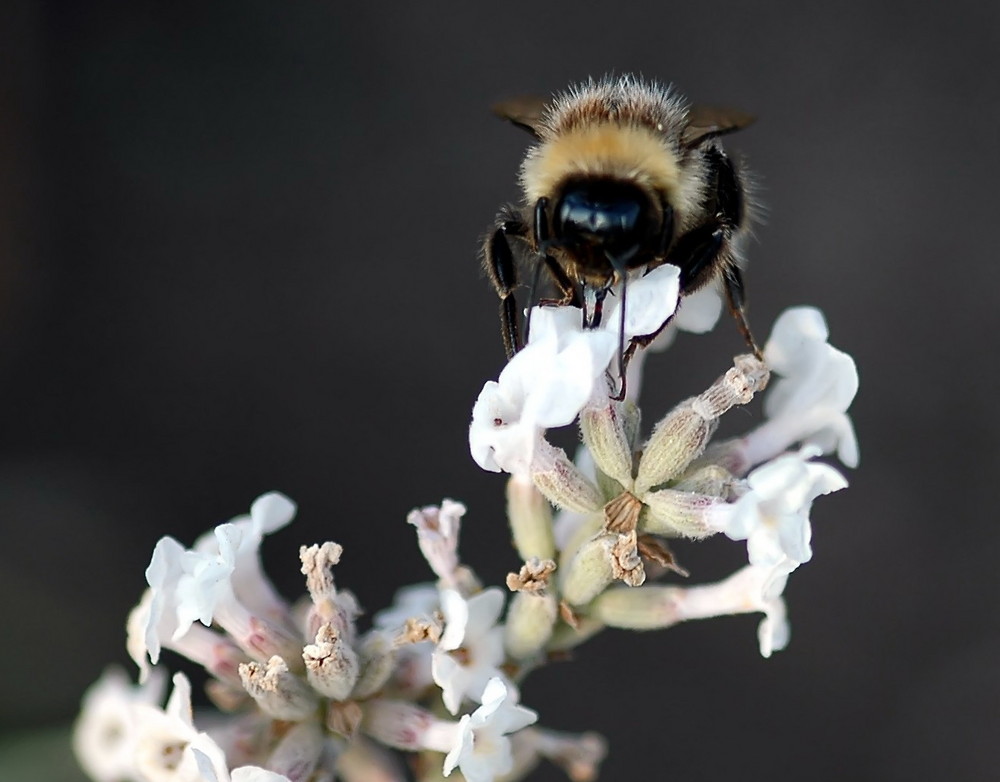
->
{"left": 482, "top": 75, "right": 761, "bottom": 377}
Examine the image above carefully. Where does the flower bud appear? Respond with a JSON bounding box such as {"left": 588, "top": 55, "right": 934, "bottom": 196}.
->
{"left": 634, "top": 399, "right": 715, "bottom": 495}
{"left": 506, "top": 474, "right": 556, "bottom": 561}
{"left": 239, "top": 656, "right": 319, "bottom": 721}
{"left": 672, "top": 463, "right": 737, "bottom": 497}
{"left": 504, "top": 590, "right": 558, "bottom": 660}
{"left": 590, "top": 585, "right": 683, "bottom": 630}
{"left": 363, "top": 700, "right": 441, "bottom": 751}
{"left": 503, "top": 560, "right": 558, "bottom": 660}
{"left": 266, "top": 720, "right": 324, "bottom": 782}
{"left": 640, "top": 489, "right": 719, "bottom": 538}
{"left": 351, "top": 630, "right": 397, "bottom": 699}
{"left": 557, "top": 511, "right": 604, "bottom": 574}
{"left": 635, "top": 355, "right": 769, "bottom": 495}
{"left": 303, "top": 623, "right": 360, "bottom": 701}
{"left": 579, "top": 397, "right": 636, "bottom": 489}
{"left": 531, "top": 441, "right": 603, "bottom": 514}
{"left": 560, "top": 531, "right": 644, "bottom": 606}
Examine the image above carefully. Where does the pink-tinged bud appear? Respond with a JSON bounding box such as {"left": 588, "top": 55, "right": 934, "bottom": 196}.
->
{"left": 239, "top": 656, "right": 319, "bottom": 721}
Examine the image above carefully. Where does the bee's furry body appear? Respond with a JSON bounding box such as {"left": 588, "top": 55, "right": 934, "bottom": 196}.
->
{"left": 483, "top": 75, "right": 759, "bottom": 363}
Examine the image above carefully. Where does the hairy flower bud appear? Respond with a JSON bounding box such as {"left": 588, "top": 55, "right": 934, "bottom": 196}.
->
{"left": 239, "top": 656, "right": 319, "bottom": 721}
{"left": 640, "top": 489, "right": 719, "bottom": 538}
{"left": 560, "top": 531, "right": 644, "bottom": 606}
{"left": 591, "top": 585, "right": 684, "bottom": 630}
{"left": 531, "top": 441, "right": 603, "bottom": 514}
{"left": 579, "top": 397, "right": 636, "bottom": 489}
{"left": 635, "top": 355, "right": 769, "bottom": 494}
{"left": 303, "top": 624, "right": 360, "bottom": 701}
{"left": 351, "top": 630, "right": 397, "bottom": 700}
{"left": 506, "top": 474, "right": 556, "bottom": 561}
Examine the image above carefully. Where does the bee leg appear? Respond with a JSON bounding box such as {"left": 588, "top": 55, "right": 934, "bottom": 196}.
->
{"left": 482, "top": 207, "right": 530, "bottom": 360}
{"left": 722, "top": 264, "right": 763, "bottom": 359}
{"left": 538, "top": 256, "right": 578, "bottom": 307}
{"left": 705, "top": 147, "right": 762, "bottom": 357}
{"left": 668, "top": 222, "right": 761, "bottom": 356}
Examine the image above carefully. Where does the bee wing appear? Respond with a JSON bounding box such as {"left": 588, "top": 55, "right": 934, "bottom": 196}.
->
{"left": 682, "top": 105, "right": 756, "bottom": 147}
{"left": 492, "top": 95, "right": 549, "bottom": 138}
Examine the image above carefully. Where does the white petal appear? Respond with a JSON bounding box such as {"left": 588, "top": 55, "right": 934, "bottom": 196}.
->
{"left": 249, "top": 492, "right": 297, "bottom": 535}
{"left": 526, "top": 306, "right": 583, "bottom": 347}
{"left": 463, "top": 589, "right": 505, "bottom": 640}
{"left": 443, "top": 714, "right": 473, "bottom": 777}
{"left": 603, "top": 264, "right": 680, "bottom": 340}
{"left": 672, "top": 285, "right": 723, "bottom": 333}
{"left": 764, "top": 306, "right": 829, "bottom": 376}
{"left": 439, "top": 589, "right": 471, "bottom": 651}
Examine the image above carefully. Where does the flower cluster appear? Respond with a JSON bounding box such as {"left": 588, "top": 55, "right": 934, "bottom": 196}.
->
{"left": 75, "top": 264, "right": 858, "bottom": 782}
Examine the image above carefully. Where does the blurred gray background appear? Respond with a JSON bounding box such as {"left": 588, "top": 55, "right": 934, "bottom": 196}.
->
{"left": 2, "top": 1, "right": 999, "bottom": 780}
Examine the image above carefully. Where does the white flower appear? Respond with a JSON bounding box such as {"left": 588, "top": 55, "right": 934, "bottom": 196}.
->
{"left": 192, "top": 492, "right": 296, "bottom": 622}
{"left": 442, "top": 677, "right": 538, "bottom": 782}
{"left": 742, "top": 306, "right": 859, "bottom": 468}
{"left": 711, "top": 448, "right": 847, "bottom": 593}
{"left": 602, "top": 263, "right": 681, "bottom": 341}
{"left": 131, "top": 672, "right": 232, "bottom": 782}
{"left": 133, "top": 494, "right": 298, "bottom": 674}
{"left": 469, "top": 310, "right": 616, "bottom": 475}
{"left": 432, "top": 588, "right": 508, "bottom": 714}
{"left": 675, "top": 565, "right": 791, "bottom": 658}
{"left": 407, "top": 500, "right": 466, "bottom": 586}
{"left": 373, "top": 583, "right": 440, "bottom": 633}
{"left": 73, "top": 667, "right": 166, "bottom": 782}
{"left": 469, "top": 266, "right": 684, "bottom": 475}
{"left": 373, "top": 584, "right": 440, "bottom": 695}
{"left": 174, "top": 522, "right": 245, "bottom": 638}
{"left": 132, "top": 536, "right": 192, "bottom": 680}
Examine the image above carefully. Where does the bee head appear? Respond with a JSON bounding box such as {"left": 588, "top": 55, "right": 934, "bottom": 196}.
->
{"left": 552, "top": 178, "right": 663, "bottom": 265}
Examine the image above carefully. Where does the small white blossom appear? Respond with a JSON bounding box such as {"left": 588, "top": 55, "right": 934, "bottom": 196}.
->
{"left": 432, "top": 588, "right": 508, "bottom": 714}
{"left": 131, "top": 672, "right": 232, "bottom": 782}
{"left": 174, "top": 522, "right": 246, "bottom": 637}
{"left": 73, "top": 667, "right": 166, "bottom": 782}
{"left": 407, "top": 500, "right": 466, "bottom": 587}
{"left": 710, "top": 448, "right": 847, "bottom": 593}
{"left": 442, "top": 677, "right": 538, "bottom": 782}
{"left": 138, "top": 537, "right": 188, "bottom": 675}
{"left": 192, "top": 492, "right": 296, "bottom": 622}
{"left": 373, "top": 584, "right": 440, "bottom": 694}
{"left": 470, "top": 266, "right": 683, "bottom": 475}
{"left": 373, "top": 583, "right": 440, "bottom": 633}
{"left": 740, "top": 306, "right": 859, "bottom": 468}
{"left": 469, "top": 310, "right": 616, "bottom": 475}
{"left": 135, "top": 494, "right": 299, "bottom": 673}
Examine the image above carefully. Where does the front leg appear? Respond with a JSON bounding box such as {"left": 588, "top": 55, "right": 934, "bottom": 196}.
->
{"left": 482, "top": 205, "right": 529, "bottom": 359}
